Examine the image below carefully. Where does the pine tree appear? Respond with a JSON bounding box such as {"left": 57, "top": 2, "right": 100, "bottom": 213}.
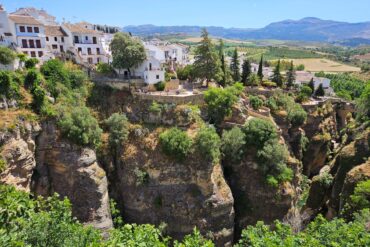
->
{"left": 230, "top": 48, "right": 241, "bottom": 82}
{"left": 286, "top": 61, "right": 295, "bottom": 88}
{"left": 218, "top": 39, "right": 232, "bottom": 87}
{"left": 193, "top": 29, "right": 221, "bottom": 86}
{"left": 271, "top": 60, "right": 283, "bottom": 87}
{"left": 257, "top": 56, "right": 264, "bottom": 81}
{"left": 315, "top": 83, "right": 325, "bottom": 96}
{"left": 308, "top": 78, "right": 315, "bottom": 93}
{"left": 241, "top": 59, "right": 252, "bottom": 85}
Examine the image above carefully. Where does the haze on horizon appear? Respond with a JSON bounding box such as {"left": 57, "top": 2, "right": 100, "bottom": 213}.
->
{"left": 2, "top": 0, "right": 370, "bottom": 28}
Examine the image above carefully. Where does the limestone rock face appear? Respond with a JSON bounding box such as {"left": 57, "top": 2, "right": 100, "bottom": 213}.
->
{"left": 32, "top": 121, "right": 113, "bottom": 231}
{"left": 0, "top": 121, "right": 40, "bottom": 192}
{"left": 108, "top": 129, "right": 235, "bottom": 246}
{"left": 223, "top": 153, "right": 300, "bottom": 237}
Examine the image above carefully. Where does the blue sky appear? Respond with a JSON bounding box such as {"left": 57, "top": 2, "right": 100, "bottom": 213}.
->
{"left": 2, "top": 0, "right": 370, "bottom": 28}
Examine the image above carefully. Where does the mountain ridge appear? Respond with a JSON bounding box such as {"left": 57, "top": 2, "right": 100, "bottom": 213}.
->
{"left": 123, "top": 17, "right": 370, "bottom": 44}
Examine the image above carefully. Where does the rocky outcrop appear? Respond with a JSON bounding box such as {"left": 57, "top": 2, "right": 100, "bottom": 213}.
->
{"left": 0, "top": 121, "right": 40, "bottom": 192}
{"left": 107, "top": 127, "right": 235, "bottom": 246}
{"left": 223, "top": 151, "right": 300, "bottom": 237}
{"left": 32, "top": 121, "right": 113, "bottom": 231}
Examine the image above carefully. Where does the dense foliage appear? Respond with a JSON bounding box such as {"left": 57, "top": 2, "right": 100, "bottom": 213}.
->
{"left": 204, "top": 83, "right": 244, "bottom": 125}
{"left": 159, "top": 127, "right": 193, "bottom": 161}
{"left": 249, "top": 95, "right": 264, "bottom": 110}
{"left": 0, "top": 46, "right": 16, "bottom": 65}
{"left": 0, "top": 71, "right": 20, "bottom": 99}
{"left": 195, "top": 126, "right": 221, "bottom": 164}
{"left": 105, "top": 113, "right": 130, "bottom": 150}
{"left": 221, "top": 127, "right": 246, "bottom": 163}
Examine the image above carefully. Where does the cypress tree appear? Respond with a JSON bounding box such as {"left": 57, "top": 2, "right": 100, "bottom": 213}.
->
{"left": 218, "top": 39, "right": 227, "bottom": 87}
{"left": 241, "top": 59, "right": 252, "bottom": 85}
{"left": 308, "top": 78, "right": 315, "bottom": 93}
{"left": 286, "top": 61, "right": 295, "bottom": 88}
{"left": 257, "top": 56, "right": 264, "bottom": 81}
{"left": 230, "top": 48, "right": 241, "bottom": 82}
{"left": 271, "top": 60, "right": 283, "bottom": 87}
{"left": 315, "top": 83, "right": 325, "bottom": 96}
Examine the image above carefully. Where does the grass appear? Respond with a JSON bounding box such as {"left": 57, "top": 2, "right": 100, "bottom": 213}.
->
{"left": 0, "top": 109, "right": 38, "bottom": 131}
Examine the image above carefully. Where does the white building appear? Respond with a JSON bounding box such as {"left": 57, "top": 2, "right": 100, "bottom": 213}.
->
{"left": 8, "top": 14, "right": 49, "bottom": 62}
{"left": 62, "top": 22, "right": 108, "bottom": 65}
{"left": 0, "top": 5, "right": 16, "bottom": 48}
{"left": 44, "top": 25, "right": 69, "bottom": 59}
{"left": 11, "top": 7, "right": 58, "bottom": 26}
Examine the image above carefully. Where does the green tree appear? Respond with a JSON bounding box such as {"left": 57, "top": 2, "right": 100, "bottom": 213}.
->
{"left": 221, "top": 127, "right": 246, "bottom": 163}
{"left": 218, "top": 39, "right": 228, "bottom": 87}
{"left": 174, "top": 228, "right": 214, "bottom": 247}
{"left": 308, "top": 78, "right": 315, "bottom": 93}
{"left": 195, "top": 126, "right": 221, "bottom": 164}
{"left": 0, "top": 71, "right": 19, "bottom": 99}
{"left": 356, "top": 82, "right": 370, "bottom": 122}
{"left": 288, "top": 107, "right": 307, "bottom": 127}
{"left": 193, "top": 29, "right": 221, "bottom": 86}
{"left": 315, "top": 83, "right": 325, "bottom": 96}
{"left": 159, "top": 127, "right": 193, "bottom": 161}
{"left": 271, "top": 60, "right": 283, "bottom": 87}
{"left": 25, "top": 58, "right": 39, "bottom": 69}
{"left": 241, "top": 59, "right": 252, "bottom": 85}
{"left": 286, "top": 61, "right": 295, "bottom": 88}
{"left": 249, "top": 95, "right": 264, "bottom": 110}
{"left": 230, "top": 48, "right": 241, "bottom": 82}
{"left": 257, "top": 56, "right": 264, "bottom": 81}
{"left": 204, "top": 83, "right": 243, "bottom": 125}
{"left": 243, "top": 118, "right": 278, "bottom": 149}
{"left": 110, "top": 32, "right": 146, "bottom": 80}
{"left": 105, "top": 113, "right": 129, "bottom": 151}
{"left": 0, "top": 46, "right": 16, "bottom": 66}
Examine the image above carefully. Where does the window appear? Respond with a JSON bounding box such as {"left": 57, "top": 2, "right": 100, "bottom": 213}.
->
{"left": 85, "top": 36, "right": 88, "bottom": 41}
{"left": 36, "top": 40, "right": 41, "bottom": 48}
{"left": 54, "top": 37, "right": 57, "bottom": 42}
{"left": 46, "top": 37, "right": 49, "bottom": 41}
{"left": 19, "top": 26, "right": 25, "bottom": 32}
{"left": 38, "top": 51, "right": 43, "bottom": 57}
{"left": 93, "top": 37, "right": 97, "bottom": 44}
{"left": 96, "top": 48, "right": 100, "bottom": 55}
{"left": 34, "top": 27, "right": 39, "bottom": 33}
{"left": 21, "top": 39, "right": 28, "bottom": 48}
{"left": 156, "top": 75, "right": 160, "bottom": 79}
{"left": 27, "top": 26, "right": 33, "bottom": 33}
{"left": 60, "top": 45, "right": 64, "bottom": 52}
{"left": 61, "top": 37, "right": 64, "bottom": 42}
{"left": 88, "top": 57, "right": 93, "bottom": 64}
{"left": 78, "top": 47, "right": 82, "bottom": 53}
{"left": 30, "top": 51, "right": 36, "bottom": 57}
{"left": 29, "top": 40, "right": 35, "bottom": 48}
{"left": 97, "top": 58, "right": 100, "bottom": 63}
{"left": 74, "top": 36, "right": 79, "bottom": 43}
{"left": 87, "top": 47, "right": 92, "bottom": 55}
{"left": 52, "top": 44, "right": 58, "bottom": 49}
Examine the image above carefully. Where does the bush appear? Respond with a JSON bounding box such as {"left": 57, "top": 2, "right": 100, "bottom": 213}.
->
{"left": 287, "top": 108, "right": 307, "bottom": 127}
{"left": 243, "top": 118, "right": 278, "bottom": 149}
{"left": 58, "top": 106, "right": 102, "bottom": 148}
{"left": 41, "top": 59, "right": 70, "bottom": 97}
{"left": 159, "top": 128, "right": 193, "bottom": 161}
{"left": 154, "top": 81, "right": 166, "bottom": 91}
{"left": 221, "top": 127, "right": 246, "bottom": 163}
{"left": 296, "top": 64, "right": 305, "bottom": 71}
{"left": 96, "top": 62, "right": 116, "bottom": 76}
{"left": 257, "top": 140, "right": 289, "bottom": 177}
{"left": 105, "top": 113, "right": 129, "bottom": 150}
{"left": 0, "top": 46, "right": 16, "bottom": 65}
{"left": 24, "top": 69, "right": 41, "bottom": 90}
{"left": 249, "top": 95, "right": 264, "bottom": 110}
{"left": 204, "top": 83, "right": 243, "bottom": 125}
{"left": 31, "top": 86, "right": 46, "bottom": 114}
{"left": 0, "top": 71, "right": 20, "bottom": 99}
{"left": 177, "top": 65, "right": 194, "bottom": 81}
{"left": 25, "top": 58, "right": 39, "bottom": 69}
{"left": 349, "top": 180, "right": 370, "bottom": 212}
{"left": 149, "top": 101, "right": 162, "bottom": 113}
{"left": 195, "top": 126, "right": 221, "bottom": 164}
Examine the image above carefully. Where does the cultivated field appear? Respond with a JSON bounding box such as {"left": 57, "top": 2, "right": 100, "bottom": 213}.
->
{"left": 282, "top": 58, "right": 361, "bottom": 72}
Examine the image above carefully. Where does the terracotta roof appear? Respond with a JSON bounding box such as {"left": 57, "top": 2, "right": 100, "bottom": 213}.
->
{"left": 63, "top": 23, "right": 101, "bottom": 34}
{"left": 8, "top": 14, "right": 42, "bottom": 25}
{"left": 45, "top": 25, "right": 68, "bottom": 36}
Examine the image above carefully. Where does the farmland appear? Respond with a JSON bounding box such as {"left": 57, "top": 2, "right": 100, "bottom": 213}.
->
{"left": 281, "top": 58, "right": 361, "bottom": 72}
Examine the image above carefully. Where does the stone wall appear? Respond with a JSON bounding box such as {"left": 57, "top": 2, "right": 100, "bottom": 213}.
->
{"left": 135, "top": 93, "right": 204, "bottom": 105}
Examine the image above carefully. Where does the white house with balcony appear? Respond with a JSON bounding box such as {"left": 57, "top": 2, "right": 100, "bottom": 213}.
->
{"left": 8, "top": 14, "right": 49, "bottom": 62}
{"left": 62, "top": 23, "right": 108, "bottom": 65}
{"left": 44, "top": 25, "right": 69, "bottom": 58}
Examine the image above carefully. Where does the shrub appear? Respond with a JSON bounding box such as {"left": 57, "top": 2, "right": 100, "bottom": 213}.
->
{"left": 317, "top": 172, "right": 334, "bottom": 189}
{"left": 350, "top": 180, "right": 370, "bottom": 211}
{"left": 24, "top": 69, "right": 41, "bottom": 90}
{"left": 159, "top": 128, "right": 193, "bottom": 161}
{"left": 221, "top": 127, "right": 246, "bottom": 163}
{"left": 266, "top": 175, "right": 279, "bottom": 188}
{"left": 154, "top": 81, "right": 166, "bottom": 91}
{"left": 58, "top": 106, "right": 102, "bottom": 148}
{"left": 134, "top": 168, "right": 149, "bottom": 186}
{"left": 261, "top": 81, "right": 277, "bottom": 88}
{"left": 24, "top": 58, "right": 39, "bottom": 69}
{"left": 174, "top": 228, "right": 214, "bottom": 247}
{"left": 287, "top": 108, "right": 307, "bottom": 127}
{"left": 31, "top": 85, "right": 46, "bottom": 114}
{"left": 0, "top": 157, "right": 6, "bottom": 173}
{"left": 257, "top": 140, "right": 289, "bottom": 176}
{"left": 0, "top": 71, "right": 20, "bottom": 99}
{"left": 296, "top": 64, "right": 305, "bottom": 71}
{"left": 195, "top": 126, "right": 221, "bottom": 164}
{"left": 177, "top": 65, "right": 194, "bottom": 81}
{"left": 300, "top": 85, "right": 313, "bottom": 97}
{"left": 149, "top": 101, "right": 162, "bottom": 113}
{"left": 96, "top": 62, "right": 116, "bottom": 76}
{"left": 204, "top": 83, "right": 243, "bottom": 125}
{"left": 249, "top": 95, "right": 263, "bottom": 110}
{"left": 41, "top": 59, "right": 70, "bottom": 97}
{"left": 0, "top": 47, "right": 16, "bottom": 65}
{"left": 243, "top": 118, "right": 278, "bottom": 149}
{"left": 105, "top": 113, "right": 129, "bottom": 150}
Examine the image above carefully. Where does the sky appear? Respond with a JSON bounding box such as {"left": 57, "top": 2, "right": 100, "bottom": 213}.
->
{"left": 2, "top": 0, "right": 370, "bottom": 28}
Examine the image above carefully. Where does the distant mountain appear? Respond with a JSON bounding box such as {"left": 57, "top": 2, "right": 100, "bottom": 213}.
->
{"left": 123, "top": 17, "right": 370, "bottom": 44}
